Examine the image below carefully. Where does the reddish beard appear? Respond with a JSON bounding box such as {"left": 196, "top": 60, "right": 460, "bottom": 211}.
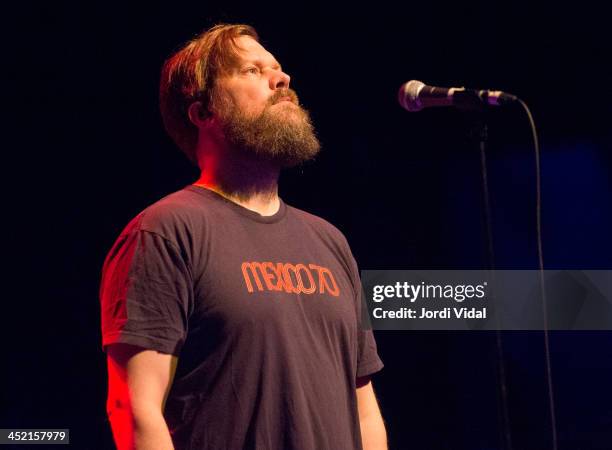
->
{"left": 210, "top": 88, "right": 321, "bottom": 168}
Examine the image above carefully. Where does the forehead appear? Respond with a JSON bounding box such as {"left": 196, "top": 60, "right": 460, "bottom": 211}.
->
{"left": 233, "top": 35, "right": 280, "bottom": 66}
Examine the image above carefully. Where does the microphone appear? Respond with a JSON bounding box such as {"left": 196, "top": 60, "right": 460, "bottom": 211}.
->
{"left": 398, "top": 80, "right": 518, "bottom": 112}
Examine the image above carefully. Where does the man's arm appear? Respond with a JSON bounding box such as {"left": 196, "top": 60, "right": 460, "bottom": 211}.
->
{"left": 356, "top": 376, "right": 387, "bottom": 450}
{"left": 106, "top": 343, "right": 178, "bottom": 450}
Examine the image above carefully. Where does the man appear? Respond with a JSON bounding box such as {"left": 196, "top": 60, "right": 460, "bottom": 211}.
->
{"left": 100, "top": 24, "right": 386, "bottom": 450}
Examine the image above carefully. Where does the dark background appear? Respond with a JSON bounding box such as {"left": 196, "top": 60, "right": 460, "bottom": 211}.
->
{"left": 3, "top": 1, "right": 611, "bottom": 449}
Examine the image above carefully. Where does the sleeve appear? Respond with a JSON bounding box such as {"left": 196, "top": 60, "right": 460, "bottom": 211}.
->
{"left": 356, "top": 286, "right": 385, "bottom": 378}
{"left": 99, "top": 229, "right": 193, "bottom": 356}
{"left": 339, "top": 234, "right": 384, "bottom": 378}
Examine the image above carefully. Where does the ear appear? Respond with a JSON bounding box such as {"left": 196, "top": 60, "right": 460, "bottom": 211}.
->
{"left": 187, "top": 101, "right": 209, "bottom": 128}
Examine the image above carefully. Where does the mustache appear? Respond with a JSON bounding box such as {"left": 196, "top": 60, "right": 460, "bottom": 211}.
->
{"left": 269, "top": 88, "right": 299, "bottom": 106}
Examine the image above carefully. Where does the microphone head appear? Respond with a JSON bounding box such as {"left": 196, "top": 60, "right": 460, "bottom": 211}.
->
{"left": 398, "top": 80, "right": 426, "bottom": 112}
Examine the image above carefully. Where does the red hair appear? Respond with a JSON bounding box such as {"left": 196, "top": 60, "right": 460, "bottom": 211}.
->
{"left": 159, "top": 24, "right": 258, "bottom": 163}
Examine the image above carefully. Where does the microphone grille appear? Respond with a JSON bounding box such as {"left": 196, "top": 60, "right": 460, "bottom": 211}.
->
{"left": 398, "top": 80, "right": 425, "bottom": 112}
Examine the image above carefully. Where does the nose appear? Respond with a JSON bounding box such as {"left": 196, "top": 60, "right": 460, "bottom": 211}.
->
{"left": 270, "top": 69, "right": 290, "bottom": 90}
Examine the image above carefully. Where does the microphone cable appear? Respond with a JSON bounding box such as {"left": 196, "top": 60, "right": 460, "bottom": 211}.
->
{"left": 519, "top": 99, "right": 558, "bottom": 450}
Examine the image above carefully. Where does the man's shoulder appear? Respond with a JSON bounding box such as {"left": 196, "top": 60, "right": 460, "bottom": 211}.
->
{"left": 286, "top": 204, "right": 350, "bottom": 248}
{"left": 285, "top": 204, "right": 360, "bottom": 278}
{"left": 120, "top": 186, "right": 212, "bottom": 239}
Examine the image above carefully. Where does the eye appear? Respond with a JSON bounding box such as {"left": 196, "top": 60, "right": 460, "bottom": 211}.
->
{"left": 244, "top": 66, "right": 260, "bottom": 75}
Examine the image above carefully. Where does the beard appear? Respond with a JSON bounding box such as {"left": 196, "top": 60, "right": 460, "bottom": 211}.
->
{"left": 211, "top": 88, "right": 321, "bottom": 168}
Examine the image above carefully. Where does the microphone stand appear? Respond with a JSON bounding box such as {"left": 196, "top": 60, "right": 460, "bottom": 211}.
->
{"left": 462, "top": 104, "right": 514, "bottom": 450}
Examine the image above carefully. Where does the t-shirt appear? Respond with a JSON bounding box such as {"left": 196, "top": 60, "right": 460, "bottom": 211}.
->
{"left": 100, "top": 185, "right": 383, "bottom": 450}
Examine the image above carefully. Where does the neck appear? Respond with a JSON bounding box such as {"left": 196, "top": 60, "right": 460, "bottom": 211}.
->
{"left": 193, "top": 129, "right": 281, "bottom": 217}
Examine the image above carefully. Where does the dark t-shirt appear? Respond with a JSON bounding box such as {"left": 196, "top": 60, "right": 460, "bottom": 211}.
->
{"left": 100, "top": 185, "right": 383, "bottom": 450}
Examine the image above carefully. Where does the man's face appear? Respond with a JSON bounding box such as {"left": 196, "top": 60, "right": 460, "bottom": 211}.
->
{"left": 209, "top": 35, "right": 320, "bottom": 168}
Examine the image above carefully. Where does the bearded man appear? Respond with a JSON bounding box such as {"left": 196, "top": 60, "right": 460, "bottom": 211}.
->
{"left": 100, "top": 24, "right": 387, "bottom": 450}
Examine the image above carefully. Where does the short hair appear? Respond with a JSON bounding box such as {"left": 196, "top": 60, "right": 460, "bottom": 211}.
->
{"left": 159, "top": 24, "right": 259, "bottom": 164}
